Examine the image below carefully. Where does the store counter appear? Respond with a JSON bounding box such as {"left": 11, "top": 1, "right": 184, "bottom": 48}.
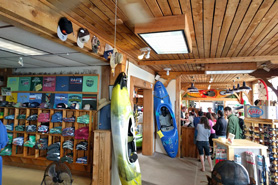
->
{"left": 181, "top": 126, "right": 198, "bottom": 158}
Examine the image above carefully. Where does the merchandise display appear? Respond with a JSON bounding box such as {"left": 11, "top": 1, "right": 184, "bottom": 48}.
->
{"left": 76, "top": 156, "right": 87, "bottom": 164}
{"left": 38, "top": 113, "right": 50, "bottom": 122}
{"left": 24, "top": 135, "right": 36, "bottom": 148}
{"left": 62, "top": 127, "right": 75, "bottom": 137}
{"left": 63, "top": 140, "right": 74, "bottom": 150}
{"left": 26, "top": 125, "right": 36, "bottom": 132}
{"left": 38, "top": 125, "right": 49, "bottom": 133}
{"left": 26, "top": 114, "right": 37, "bottom": 121}
{"left": 77, "top": 114, "right": 90, "bottom": 124}
{"left": 17, "top": 114, "right": 26, "bottom": 120}
{"left": 46, "top": 142, "right": 60, "bottom": 161}
{"left": 4, "top": 115, "right": 14, "bottom": 120}
{"left": 5, "top": 123, "right": 14, "bottom": 131}
{"left": 51, "top": 112, "right": 63, "bottom": 122}
{"left": 15, "top": 125, "right": 25, "bottom": 131}
{"left": 61, "top": 153, "right": 73, "bottom": 164}
{"left": 12, "top": 137, "right": 24, "bottom": 146}
{"left": 35, "top": 138, "right": 48, "bottom": 150}
{"left": 0, "top": 145, "right": 12, "bottom": 156}
{"left": 76, "top": 141, "right": 88, "bottom": 150}
{"left": 7, "top": 133, "right": 13, "bottom": 145}
{"left": 49, "top": 126, "right": 62, "bottom": 134}
{"left": 75, "top": 127, "right": 89, "bottom": 140}
{"left": 63, "top": 116, "right": 75, "bottom": 123}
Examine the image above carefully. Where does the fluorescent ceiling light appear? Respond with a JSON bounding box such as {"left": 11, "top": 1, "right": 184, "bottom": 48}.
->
{"left": 205, "top": 70, "right": 255, "bottom": 75}
{"left": 0, "top": 38, "right": 47, "bottom": 56}
{"left": 208, "top": 85, "right": 211, "bottom": 90}
{"left": 138, "top": 30, "right": 189, "bottom": 54}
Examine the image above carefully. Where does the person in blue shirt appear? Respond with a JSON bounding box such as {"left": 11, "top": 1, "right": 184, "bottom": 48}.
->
{"left": 0, "top": 120, "right": 8, "bottom": 185}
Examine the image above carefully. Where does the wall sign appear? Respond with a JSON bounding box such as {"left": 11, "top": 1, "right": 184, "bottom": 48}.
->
{"left": 247, "top": 106, "right": 264, "bottom": 118}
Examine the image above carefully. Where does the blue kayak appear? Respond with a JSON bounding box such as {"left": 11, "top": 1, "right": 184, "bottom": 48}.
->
{"left": 154, "top": 81, "right": 178, "bottom": 158}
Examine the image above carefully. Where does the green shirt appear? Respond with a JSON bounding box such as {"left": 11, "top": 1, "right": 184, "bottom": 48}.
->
{"left": 227, "top": 114, "right": 242, "bottom": 139}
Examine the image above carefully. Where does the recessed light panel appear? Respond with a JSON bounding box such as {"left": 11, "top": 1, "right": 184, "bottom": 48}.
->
{"left": 205, "top": 70, "right": 255, "bottom": 75}
{"left": 139, "top": 30, "right": 189, "bottom": 54}
{"left": 0, "top": 38, "right": 47, "bottom": 56}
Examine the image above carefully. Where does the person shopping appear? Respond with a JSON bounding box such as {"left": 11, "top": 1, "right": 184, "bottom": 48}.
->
{"left": 206, "top": 113, "right": 216, "bottom": 156}
{"left": 196, "top": 117, "right": 213, "bottom": 172}
{"left": 0, "top": 120, "right": 8, "bottom": 185}
{"left": 213, "top": 110, "right": 227, "bottom": 138}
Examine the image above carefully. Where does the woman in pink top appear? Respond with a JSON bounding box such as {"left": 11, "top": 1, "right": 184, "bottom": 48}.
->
{"left": 206, "top": 113, "right": 216, "bottom": 156}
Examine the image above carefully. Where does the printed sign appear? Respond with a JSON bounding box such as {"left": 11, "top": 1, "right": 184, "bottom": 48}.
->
{"left": 19, "top": 77, "right": 31, "bottom": 91}
{"left": 29, "top": 93, "right": 42, "bottom": 103}
{"left": 6, "top": 93, "right": 17, "bottom": 103}
{"left": 68, "top": 94, "right": 82, "bottom": 109}
{"left": 1, "top": 87, "right": 11, "bottom": 96}
{"left": 7, "top": 77, "right": 19, "bottom": 91}
{"left": 82, "top": 76, "right": 98, "bottom": 92}
{"left": 247, "top": 106, "right": 264, "bottom": 118}
{"left": 69, "top": 76, "right": 83, "bottom": 91}
{"left": 30, "top": 77, "right": 43, "bottom": 91}
{"left": 54, "top": 93, "right": 68, "bottom": 108}
{"left": 17, "top": 93, "right": 30, "bottom": 103}
{"left": 43, "top": 77, "right": 56, "bottom": 91}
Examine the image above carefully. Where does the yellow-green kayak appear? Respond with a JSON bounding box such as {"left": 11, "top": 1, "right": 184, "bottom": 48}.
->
{"left": 111, "top": 72, "right": 142, "bottom": 185}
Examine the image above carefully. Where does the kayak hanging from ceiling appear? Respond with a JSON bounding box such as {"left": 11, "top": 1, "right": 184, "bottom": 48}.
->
{"left": 111, "top": 72, "right": 142, "bottom": 185}
{"left": 154, "top": 81, "right": 178, "bottom": 158}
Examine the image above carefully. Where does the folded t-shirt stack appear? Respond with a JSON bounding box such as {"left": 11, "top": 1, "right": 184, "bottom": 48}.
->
{"left": 5, "top": 123, "right": 14, "bottom": 131}
{"left": 15, "top": 125, "right": 25, "bottom": 131}
{"left": 26, "top": 125, "right": 37, "bottom": 132}
{"left": 46, "top": 142, "right": 60, "bottom": 161}
{"left": 63, "top": 140, "right": 74, "bottom": 150}
{"left": 35, "top": 138, "right": 48, "bottom": 150}
{"left": 76, "top": 156, "right": 87, "bottom": 164}
{"left": 76, "top": 141, "right": 88, "bottom": 150}
{"left": 62, "top": 127, "right": 75, "bottom": 137}
{"left": 13, "top": 137, "right": 24, "bottom": 146}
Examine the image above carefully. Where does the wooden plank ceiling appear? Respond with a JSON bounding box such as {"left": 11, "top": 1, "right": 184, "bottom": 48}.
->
{"left": 27, "top": 0, "right": 278, "bottom": 87}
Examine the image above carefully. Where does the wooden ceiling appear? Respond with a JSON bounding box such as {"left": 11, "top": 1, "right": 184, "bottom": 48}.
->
{"left": 2, "top": 0, "right": 278, "bottom": 89}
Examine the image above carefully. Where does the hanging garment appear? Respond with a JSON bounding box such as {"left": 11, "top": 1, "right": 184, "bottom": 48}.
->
{"left": 0, "top": 120, "right": 8, "bottom": 185}
{"left": 245, "top": 151, "right": 257, "bottom": 183}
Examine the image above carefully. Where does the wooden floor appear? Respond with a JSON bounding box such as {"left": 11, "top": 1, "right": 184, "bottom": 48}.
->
{"left": 2, "top": 153, "right": 211, "bottom": 185}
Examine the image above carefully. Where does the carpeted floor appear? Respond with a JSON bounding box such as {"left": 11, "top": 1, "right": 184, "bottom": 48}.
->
{"left": 2, "top": 153, "right": 211, "bottom": 185}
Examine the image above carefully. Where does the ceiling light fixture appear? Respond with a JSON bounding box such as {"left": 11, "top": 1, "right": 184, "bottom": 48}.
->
{"left": 208, "top": 85, "right": 211, "bottom": 90}
{"left": 0, "top": 38, "right": 47, "bottom": 56}
{"left": 18, "top": 57, "right": 24, "bottom": 67}
{"left": 239, "top": 81, "right": 251, "bottom": 92}
{"left": 205, "top": 70, "right": 255, "bottom": 75}
{"left": 135, "top": 15, "right": 192, "bottom": 54}
{"left": 138, "top": 47, "right": 151, "bottom": 60}
{"left": 164, "top": 68, "right": 171, "bottom": 76}
{"left": 187, "top": 77, "right": 199, "bottom": 93}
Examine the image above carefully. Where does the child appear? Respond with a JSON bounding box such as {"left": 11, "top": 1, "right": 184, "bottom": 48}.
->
{"left": 196, "top": 117, "right": 213, "bottom": 172}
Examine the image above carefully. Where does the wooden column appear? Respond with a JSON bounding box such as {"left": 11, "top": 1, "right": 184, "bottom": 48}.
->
{"left": 175, "top": 76, "right": 181, "bottom": 158}
{"left": 92, "top": 130, "right": 111, "bottom": 185}
{"left": 142, "top": 89, "right": 154, "bottom": 156}
{"left": 101, "top": 66, "right": 110, "bottom": 99}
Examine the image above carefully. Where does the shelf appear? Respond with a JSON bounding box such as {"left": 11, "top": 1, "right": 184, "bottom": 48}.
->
{"left": 14, "top": 131, "right": 25, "bottom": 134}
{"left": 12, "top": 91, "right": 98, "bottom": 95}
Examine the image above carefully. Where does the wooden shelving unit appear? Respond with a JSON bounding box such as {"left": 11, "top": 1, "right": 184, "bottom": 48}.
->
{"left": 244, "top": 118, "right": 278, "bottom": 185}
{"left": 1, "top": 107, "right": 97, "bottom": 174}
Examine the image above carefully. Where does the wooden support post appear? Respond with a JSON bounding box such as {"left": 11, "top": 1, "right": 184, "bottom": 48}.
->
{"left": 175, "top": 76, "right": 181, "bottom": 158}
{"left": 92, "top": 130, "right": 111, "bottom": 185}
{"left": 142, "top": 89, "right": 154, "bottom": 156}
{"left": 101, "top": 66, "right": 110, "bottom": 99}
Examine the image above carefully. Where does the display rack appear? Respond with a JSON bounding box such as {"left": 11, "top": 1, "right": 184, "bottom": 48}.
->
{"left": 244, "top": 118, "right": 278, "bottom": 185}
{"left": 0, "top": 107, "right": 97, "bottom": 174}
{"left": 213, "top": 138, "right": 268, "bottom": 185}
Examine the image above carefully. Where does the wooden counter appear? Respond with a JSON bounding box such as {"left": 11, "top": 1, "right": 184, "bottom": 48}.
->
{"left": 181, "top": 127, "right": 198, "bottom": 158}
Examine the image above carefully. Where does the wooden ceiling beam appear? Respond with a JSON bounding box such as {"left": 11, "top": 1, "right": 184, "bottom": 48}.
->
{"left": 138, "top": 55, "right": 278, "bottom": 65}
{"left": 205, "top": 63, "right": 257, "bottom": 71}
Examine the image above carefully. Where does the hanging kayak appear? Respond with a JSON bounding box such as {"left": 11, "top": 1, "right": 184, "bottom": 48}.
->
{"left": 154, "top": 81, "right": 178, "bottom": 158}
{"left": 111, "top": 72, "right": 141, "bottom": 185}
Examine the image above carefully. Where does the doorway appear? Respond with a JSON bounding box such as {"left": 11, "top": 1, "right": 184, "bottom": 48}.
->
{"left": 130, "top": 76, "right": 154, "bottom": 156}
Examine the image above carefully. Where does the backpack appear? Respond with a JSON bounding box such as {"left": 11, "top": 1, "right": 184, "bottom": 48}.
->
{"left": 239, "top": 118, "right": 245, "bottom": 139}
